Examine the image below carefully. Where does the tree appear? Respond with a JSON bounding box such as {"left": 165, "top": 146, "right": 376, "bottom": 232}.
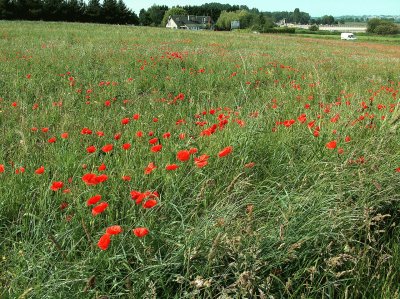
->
{"left": 147, "top": 4, "right": 168, "bottom": 26}
{"left": 42, "top": 0, "right": 65, "bottom": 21}
{"left": 85, "top": 0, "right": 101, "bottom": 23}
{"left": 293, "top": 8, "right": 300, "bottom": 24}
{"left": 0, "top": 0, "right": 15, "bottom": 19}
{"left": 367, "top": 18, "right": 399, "bottom": 35}
{"left": 161, "top": 7, "right": 187, "bottom": 26}
{"left": 64, "top": 0, "right": 85, "bottom": 22}
{"left": 139, "top": 8, "right": 151, "bottom": 26}
{"left": 101, "top": 0, "right": 118, "bottom": 23}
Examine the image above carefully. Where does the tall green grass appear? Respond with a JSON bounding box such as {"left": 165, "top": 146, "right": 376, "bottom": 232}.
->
{"left": 0, "top": 21, "right": 399, "bottom": 298}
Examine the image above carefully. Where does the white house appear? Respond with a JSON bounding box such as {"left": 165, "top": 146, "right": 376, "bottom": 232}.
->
{"left": 166, "top": 15, "right": 214, "bottom": 30}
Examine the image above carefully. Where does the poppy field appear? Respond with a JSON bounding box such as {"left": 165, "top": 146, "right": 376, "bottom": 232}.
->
{"left": 0, "top": 21, "right": 399, "bottom": 298}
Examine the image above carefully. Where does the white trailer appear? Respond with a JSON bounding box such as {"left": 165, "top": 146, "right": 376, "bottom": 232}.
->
{"left": 341, "top": 32, "right": 357, "bottom": 40}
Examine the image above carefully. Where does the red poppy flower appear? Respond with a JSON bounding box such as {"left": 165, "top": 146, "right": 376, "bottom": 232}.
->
{"left": 51, "top": 181, "right": 64, "bottom": 191}
{"left": 0, "top": 164, "right": 4, "bottom": 173}
{"left": 106, "top": 225, "right": 123, "bottom": 235}
{"left": 395, "top": 167, "right": 400, "bottom": 173}
{"left": 244, "top": 162, "right": 255, "bottom": 168}
{"left": 59, "top": 202, "right": 68, "bottom": 210}
{"left": 133, "top": 114, "right": 140, "bottom": 120}
{"left": 82, "top": 173, "right": 108, "bottom": 185}
{"left": 130, "top": 190, "right": 141, "bottom": 200}
{"left": 42, "top": 127, "right": 49, "bottom": 133}
{"left": 326, "top": 140, "right": 337, "bottom": 149}
{"left": 87, "top": 194, "right": 102, "bottom": 206}
{"left": 345, "top": 136, "right": 351, "bottom": 143}
{"left": 102, "top": 144, "right": 113, "bottom": 153}
{"left": 194, "top": 154, "right": 209, "bottom": 168}
{"left": 98, "top": 163, "right": 106, "bottom": 171}
{"left": 122, "top": 143, "right": 131, "bottom": 150}
{"left": 61, "top": 132, "right": 69, "bottom": 139}
{"left": 81, "top": 127, "right": 92, "bottom": 135}
{"left": 149, "top": 138, "right": 158, "bottom": 145}
{"left": 151, "top": 144, "right": 162, "bottom": 152}
{"left": 121, "top": 118, "right": 130, "bottom": 125}
{"left": 35, "top": 166, "right": 45, "bottom": 174}
{"left": 114, "top": 133, "right": 121, "bottom": 140}
{"left": 96, "top": 174, "right": 108, "bottom": 183}
{"left": 97, "top": 233, "right": 111, "bottom": 250}
{"left": 122, "top": 175, "right": 131, "bottom": 181}
{"left": 297, "top": 114, "right": 307, "bottom": 123}
{"left": 162, "top": 132, "right": 171, "bottom": 139}
{"left": 136, "top": 131, "right": 143, "bottom": 138}
{"left": 144, "top": 162, "right": 157, "bottom": 174}
{"left": 189, "top": 148, "right": 198, "bottom": 155}
{"left": 92, "top": 202, "right": 108, "bottom": 216}
{"left": 143, "top": 199, "right": 157, "bottom": 209}
{"left": 177, "top": 150, "right": 190, "bottom": 162}
{"left": 97, "top": 131, "right": 104, "bottom": 137}
{"left": 218, "top": 146, "right": 232, "bottom": 158}
{"left": 48, "top": 137, "right": 56, "bottom": 143}
{"left": 165, "top": 164, "right": 179, "bottom": 171}
{"left": 86, "top": 145, "right": 96, "bottom": 153}
{"left": 133, "top": 227, "right": 149, "bottom": 238}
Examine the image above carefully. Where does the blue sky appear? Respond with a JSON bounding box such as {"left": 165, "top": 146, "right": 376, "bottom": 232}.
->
{"left": 125, "top": 0, "right": 400, "bottom": 17}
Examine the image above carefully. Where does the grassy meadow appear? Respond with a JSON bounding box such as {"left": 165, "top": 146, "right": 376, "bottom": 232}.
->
{"left": 0, "top": 21, "right": 400, "bottom": 298}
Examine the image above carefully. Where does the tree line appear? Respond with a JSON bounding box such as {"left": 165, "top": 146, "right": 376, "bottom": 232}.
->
{"left": 0, "top": 1, "right": 312, "bottom": 27}
{"left": 0, "top": 0, "right": 138, "bottom": 24}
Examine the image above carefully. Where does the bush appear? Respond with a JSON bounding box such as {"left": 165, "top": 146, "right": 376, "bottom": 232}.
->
{"left": 374, "top": 23, "right": 399, "bottom": 35}
{"left": 367, "top": 18, "right": 400, "bottom": 35}
{"left": 308, "top": 24, "right": 319, "bottom": 31}
{"left": 263, "top": 27, "right": 295, "bottom": 34}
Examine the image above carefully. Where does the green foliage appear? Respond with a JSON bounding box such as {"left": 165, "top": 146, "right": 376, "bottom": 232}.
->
{"left": 263, "top": 27, "right": 296, "bottom": 33}
{"left": 367, "top": 18, "right": 399, "bottom": 35}
{"left": 161, "top": 7, "right": 188, "bottom": 26}
{"left": 0, "top": 0, "right": 138, "bottom": 24}
{"left": 308, "top": 24, "right": 319, "bottom": 31}
{"left": 216, "top": 9, "right": 275, "bottom": 31}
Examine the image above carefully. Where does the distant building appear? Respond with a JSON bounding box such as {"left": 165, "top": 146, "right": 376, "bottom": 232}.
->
{"left": 166, "top": 15, "right": 214, "bottom": 30}
{"left": 231, "top": 20, "right": 240, "bottom": 30}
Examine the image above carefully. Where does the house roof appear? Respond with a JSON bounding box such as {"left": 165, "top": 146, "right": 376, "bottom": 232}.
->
{"left": 169, "top": 15, "right": 213, "bottom": 27}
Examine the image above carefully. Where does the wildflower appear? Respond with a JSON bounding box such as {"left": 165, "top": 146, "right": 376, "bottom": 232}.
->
{"left": 218, "top": 146, "right": 232, "bottom": 158}
{"left": 86, "top": 145, "right": 96, "bottom": 153}
{"left": 165, "top": 164, "right": 179, "bottom": 171}
{"left": 326, "top": 140, "right": 337, "bottom": 149}
{"left": 133, "top": 227, "right": 149, "bottom": 238}
{"left": 194, "top": 154, "right": 209, "bottom": 168}
{"left": 143, "top": 199, "right": 157, "bottom": 209}
{"left": 87, "top": 194, "right": 102, "bottom": 206}
{"left": 121, "top": 118, "right": 130, "bottom": 125}
{"left": 106, "top": 225, "right": 123, "bottom": 235}
{"left": 102, "top": 144, "right": 113, "bottom": 153}
{"left": 151, "top": 144, "right": 162, "bottom": 152}
{"left": 51, "top": 181, "right": 63, "bottom": 191}
{"left": 97, "top": 233, "right": 111, "bottom": 250}
{"left": 35, "top": 166, "right": 45, "bottom": 174}
{"left": 92, "top": 202, "right": 108, "bottom": 216}
{"left": 144, "top": 162, "right": 157, "bottom": 174}
{"left": 177, "top": 150, "right": 190, "bottom": 162}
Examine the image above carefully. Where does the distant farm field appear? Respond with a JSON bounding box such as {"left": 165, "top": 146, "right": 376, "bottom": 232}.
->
{"left": 0, "top": 21, "right": 399, "bottom": 298}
